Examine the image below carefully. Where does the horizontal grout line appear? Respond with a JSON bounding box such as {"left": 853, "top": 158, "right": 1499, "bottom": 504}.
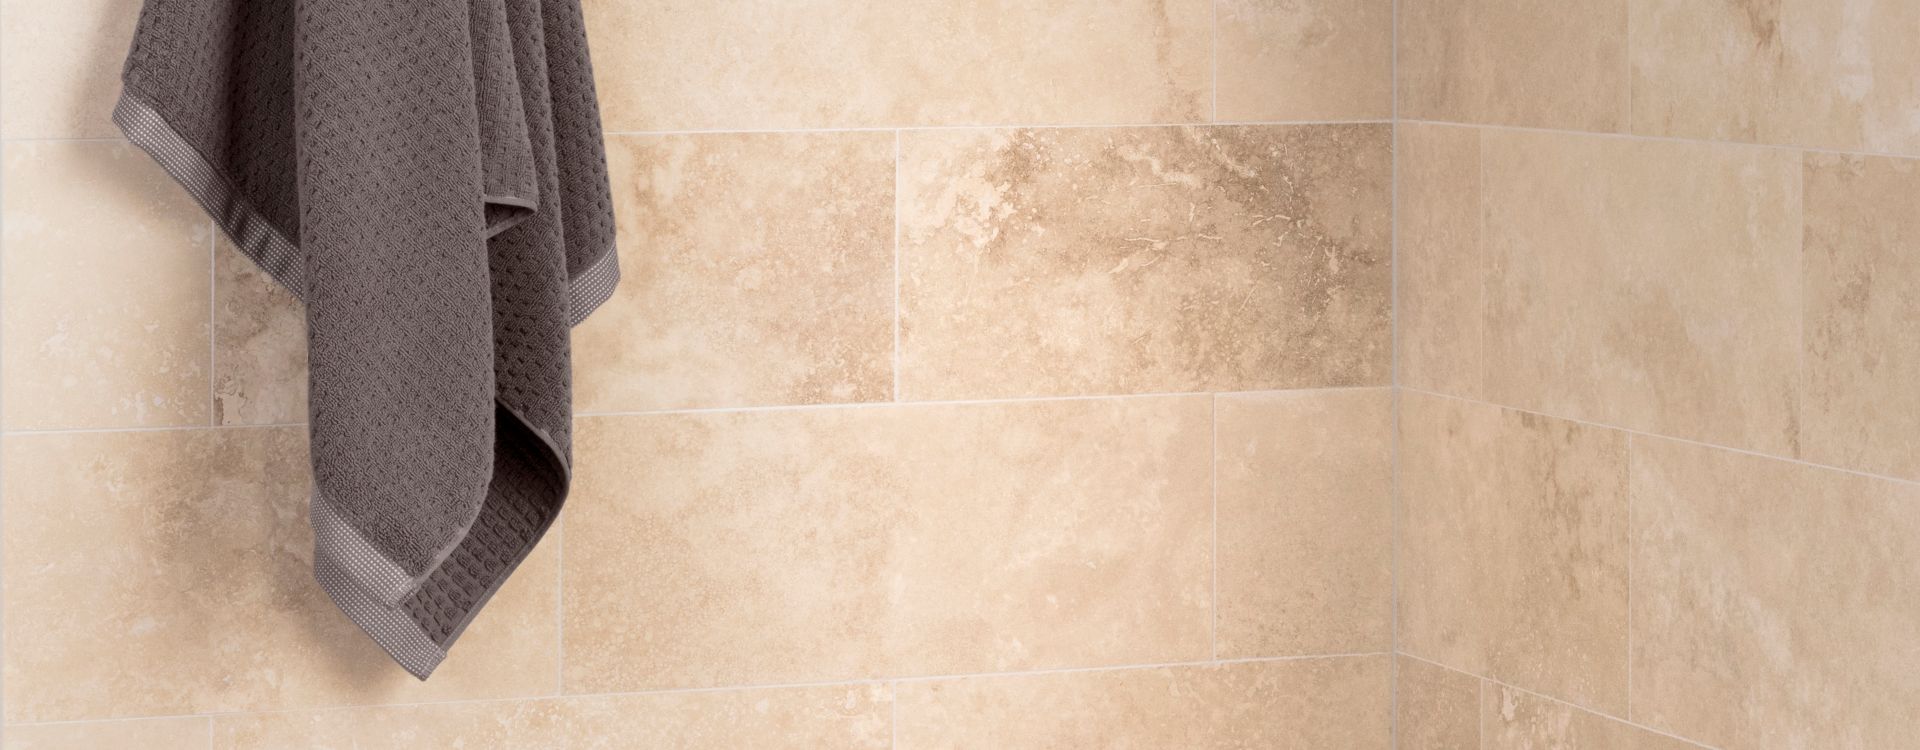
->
{"left": 577, "top": 385, "right": 1392, "bottom": 419}
{"left": 1399, "top": 118, "right": 1920, "bottom": 162}
{"left": 1394, "top": 652, "right": 1719, "bottom": 750}
{"left": 1400, "top": 387, "right": 1920, "bottom": 492}
{"left": 4, "top": 652, "right": 1392, "bottom": 728}
{"left": 604, "top": 119, "right": 1394, "bottom": 137}
{"left": 0, "top": 421, "right": 306, "bottom": 437}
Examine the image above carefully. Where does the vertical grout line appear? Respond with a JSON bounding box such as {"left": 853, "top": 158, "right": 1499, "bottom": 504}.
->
{"left": 1388, "top": 0, "right": 1403, "bottom": 744}
{"left": 1208, "top": 393, "right": 1219, "bottom": 661}
{"left": 555, "top": 514, "right": 566, "bottom": 695}
{"left": 207, "top": 220, "right": 217, "bottom": 426}
{"left": 892, "top": 130, "right": 903, "bottom": 402}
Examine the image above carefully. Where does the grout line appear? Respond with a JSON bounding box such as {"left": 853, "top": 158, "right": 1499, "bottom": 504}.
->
{"left": 1398, "top": 653, "right": 1721, "bottom": 750}
{"left": 1, "top": 421, "right": 307, "bottom": 437}
{"left": 892, "top": 130, "right": 903, "bottom": 402}
{"left": 598, "top": 119, "right": 1393, "bottom": 139}
{"left": 1208, "top": 394, "right": 1220, "bottom": 660}
{"left": 1399, "top": 386, "right": 1920, "bottom": 492}
{"left": 207, "top": 220, "right": 217, "bottom": 426}
{"left": 1398, "top": 117, "right": 1920, "bottom": 162}
{"left": 4, "top": 652, "right": 1395, "bottom": 728}
{"left": 554, "top": 515, "right": 566, "bottom": 696}
{"left": 1387, "top": 0, "right": 1403, "bottom": 743}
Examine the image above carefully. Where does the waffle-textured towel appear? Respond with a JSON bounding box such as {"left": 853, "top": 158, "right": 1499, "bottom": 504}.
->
{"left": 116, "top": 0, "right": 619, "bottom": 678}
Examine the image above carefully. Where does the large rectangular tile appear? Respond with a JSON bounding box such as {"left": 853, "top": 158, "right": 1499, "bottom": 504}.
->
{"left": 1398, "top": 0, "right": 1629, "bottom": 131}
{"left": 214, "top": 244, "right": 307, "bottom": 426}
{"left": 1214, "top": 0, "right": 1393, "bottom": 121}
{"left": 893, "top": 657, "right": 1390, "bottom": 749}
{"left": 1398, "top": 392, "right": 1629, "bottom": 714}
{"left": 582, "top": 0, "right": 1211, "bottom": 131}
{"left": 1395, "top": 656, "right": 1479, "bottom": 750}
{"left": 1802, "top": 153, "right": 1920, "bottom": 481}
{"left": 2, "top": 141, "right": 212, "bottom": 430}
{"left": 562, "top": 396, "right": 1213, "bottom": 693}
{"left": 1630, "top": 436, "right": 1920, "bottom": 749}
{"left": 1214, "top": 388, "right": 1391, "bottom": 657}
{"left": 572, "top": 132, "right": 894, "bottom": 412}
{"left": 1484, "top": 684, "right": 1695, "bottom": 750}
{"left": 1630, "top": 0, "right": 1920, "bottom": 155}
{"left": 1, "top": 428, "right": 559, "bottom": 722}
{"left": 898, "top": 124, "right": 1392, "bottom": 400}
{"left": 1395, "top": 122, "right": 1485, "bottom": 398}
{"left": 1480, "top": 129, "right": 1803, "bottom": 456}
{"left": 212, "top": 686, "right": 892, "bottom": 749}
{"left": 5, "top": 716, "right": 209, "bottom": 750}
{"left": 0, "top": 0, "right": 138, "bottom": 139}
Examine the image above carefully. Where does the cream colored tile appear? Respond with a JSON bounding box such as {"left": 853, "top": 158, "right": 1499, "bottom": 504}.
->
{"left": 1630, "top": 0, "right": 1920, "bottom": 155}
{"left": 1397, "top": 0, "right": 1629, "bottom": 131}
{"left": 1396, "top": 657, "right": 1479, "bottom": 750}
{"left": 0, "top": 0, "right": 139, "bottom": 139}
{"left": 1480, "top": 129, "right": 1803, "bottom": 456}
{"left": 1215, "top": 0, "right": 1393, "bottom": 121}
{"left": 894, "top": 657, "right": 1390, "bottom": 749}
{"left": 1484, "top": 684, "right": 1695, "bottom": 750}
{"left": 213, "top": 686, "right": 892, "bottom": 750}
{"left": 562, "top": 396, "right": 1212, "bottom": 693}
{"left": 898, "top": 124, "right": 1392, "bottom": 400}
{"left": 1629, "top": 436, "right": 1920, "bottom": 750}
{"left": 582, "top": 0, "right": 1211, "bottom": 131}
{"left": 1, "top": 428, "right": 559, "bottom": 723}
{"left": 1396, "top": 122, "right": 1484, "bottom": 398}
{"left": 5, "top": 716, "right": 209, "bottom": 750}
{"left": 572, "top": 132, "right": 893, "bottom": 413}
{"left": 1214, "top": 388, "right": 1391, "bottom": 657}
{"left": 2, "top": 141, "right": 212, "bottom": 430}
{"left": 1398, "top": 391, "right": 1629, "bottom": 714}
{"left": 214, "top": 244, "right": 307, "bottom": 426}
{"left": 1803, "top": 154, "right": 1920, "bottom": 481}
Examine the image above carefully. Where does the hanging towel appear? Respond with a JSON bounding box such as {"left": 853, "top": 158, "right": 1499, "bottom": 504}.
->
{"left": 114, "top": 0, "right": 619, "bottom": 679}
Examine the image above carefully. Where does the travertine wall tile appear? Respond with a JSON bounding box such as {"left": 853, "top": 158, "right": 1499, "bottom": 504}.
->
{"left": 1630, "top": 0, "right": 1920, "bottom": 156}
{"left": 1215, "top": 0, "right": 1393, "bottom": 121}
{"left": 562, "top": 397, "right": 1213, "bottom": 693}
{"left": 1215, "top": 389, "right": 1391, "bottom": 657}
{"left": 1, "top": 429, "right": 558, "bottom": 722}
{"left": 582, "top": 0, "right": 1211, "bottom": 131}
{"left": 1480, "top": 129, "right": 1803, "bottom": 456}
{"left": 893, "top": 657, "right": 1390, "bottom": 749}
{"left": 1802, "top": 153, "right": 1920, "bottom": 481}
{"left": 899, "top": 124, "right": 1392, "bottom": 400}
{"left": 4, "top": 716, "right": 209, "bottom": 750}
{"left": 1630, "top": 437, "right": 1920, "bottom": 749}
{"left": 1398, "top": 392, "right": 1629, "bottom": 714}
{"left": 1, "top": 141, "right": 212, "bottom": 430}
{"left": 1398, "top": 0, "right": 1629, "bottom": 131}
{"left": 1395, "top": 657, "right": 1479, "bottom": 750}
{"left": 573, "top": 132, "right": 895, "bottom": 413}
{"left": 0, "top": 0, "right": 138, "bottom": 139}
{"left": 1484, "top": 684, "right": 1695, "bottom": 750}
{"left": 1395, "top": 122, "right": 1484, "bottom": 398}
{"left": 214, "top": 244, "right": 307, "bottom": 426}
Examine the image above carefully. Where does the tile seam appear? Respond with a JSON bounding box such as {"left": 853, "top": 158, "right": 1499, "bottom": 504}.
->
{"left": 1399, "top": 118, "right": 1920, "bottom": 162}
{"left": 1397, "top": 653, "right": 1719, "bottom": 750}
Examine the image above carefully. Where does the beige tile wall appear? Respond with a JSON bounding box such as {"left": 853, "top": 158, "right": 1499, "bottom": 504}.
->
{"left": 0, "top": 1, "right": 1395, "bottom": 747}
{"left": 1399, "top": 1, "right": 1920, "bottom": 747}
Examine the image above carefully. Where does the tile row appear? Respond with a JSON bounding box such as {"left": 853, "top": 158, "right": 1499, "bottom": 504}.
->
{"left": 1400, "top": 122, "right": 1920, "bottom": 483}
{"left": 1398, "top": 656, "right": 1700, "bottom": 750}
{"left": 1398, "top": 391, "right": 1920, "bottom": 750}
{"left": 0, "top": 0, "right": 1395, "bottom": 140}
{"left": 5, "top": 656, "right": 1390, "bottom": 749}
{"left": 2, "top": 389, "right": 1390, "bottom": 723}
{"left": 1398, "top": 0, "right": 1920, "bottom": 155}
{"left": 2, "top": 124, "right": 1393, "bottom": 431}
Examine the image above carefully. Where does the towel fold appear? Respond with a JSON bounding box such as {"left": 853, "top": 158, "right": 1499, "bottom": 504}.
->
{"left": 116, "top": 0, "right": 619, "bottom": 678}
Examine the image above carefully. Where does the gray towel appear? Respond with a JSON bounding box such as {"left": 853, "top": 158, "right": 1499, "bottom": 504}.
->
{"left": 115, "top": 0, "right": 619, "bottom": 678}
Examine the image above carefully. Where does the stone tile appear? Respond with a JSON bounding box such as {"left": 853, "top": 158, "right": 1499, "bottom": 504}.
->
{"left": 1396, "top": 657, "right": 1479, "bottom": 750}
{"left": 213, "top": 686, "right": 892, "bottom": 749}
{"left": 1802, "top": 153, "right": 1920, "bottom": 481}
{"left": 561, "top": 396, "right": 1212, "bottom": 692}
{"left": 898, "top": 124, "right": 1392, "bottom": 400}
{"left": 1629, "top": 436, "right": 1920, "bottom": 749}
{"left": 4, "top": 717, "right": 209, "bottom": 750}
{"left": 1395, "top": 122, "right": 1484, "bottom": 398}
{"left": 1398, "top": 0, "right": 1629, "bottom": 131}
{"left": 582, "top": 0, "right": 1211, "bottom": 131}
{"left": 1480, "top": 129, "right": 1803, "bottom": 456}
{"left": 893, "top": 656, "right": 1389, "bottom": 749}
{"left": 1, "top": 428, "right": 559, "bottom": 723}
{"left": 1214, "top": 388, "right": 1391, "bottom": 657}
{"left": 572, "top": 132, "right": 894, "bottom": 413}
{"left": 214, "top": 243, "right": 307, "bottom": 426}
{"left": 1, "top": 141, "right": 212, "bottom": 430}
{"left": 1398, "top": 391, "right": 1629, "bottom": 714}
{"left": 1215, "top": 0, "right": 1393, "bottom": 121}
{"left": 0, "top": 0, "right": 139, "bottom": 139}
{"left": 1630, "top": 0, "right": 1920, "bottom": 155}
{"left": 1484, "top": 684, "right": 1695, "bottom": 750}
